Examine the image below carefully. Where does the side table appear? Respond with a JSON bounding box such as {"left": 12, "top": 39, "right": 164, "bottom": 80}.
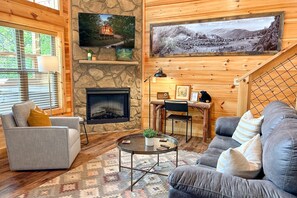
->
{"left": 78, "top": 117, "right": 89, "bottom": 145}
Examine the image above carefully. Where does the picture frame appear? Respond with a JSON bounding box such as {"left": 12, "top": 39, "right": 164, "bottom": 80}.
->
{"left": 157, "top": 92, "right": 169, "bottom": 100}
{"left": 116, "top": 48, "right": 133, "bottom": 61}
{"left": 150, "top": 12, "right": 284, "bottom": 57}
{"left": 175, "top": 85, "right": 191, "bottom": 100}
{"left": 190, "top": 91, "right": 199, "bottom": 102}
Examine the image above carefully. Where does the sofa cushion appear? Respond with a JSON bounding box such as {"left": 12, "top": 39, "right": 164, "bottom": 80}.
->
{"left": 263, "top": 118, "right": 297, "bottom": 195}
{"left": 217, "top": 134, "right": 262, "bottom": 179}
{"left": 215, "top": 117, "right": 241, "bottom": 137}
{"left": 209, "top": 135, "right": 240, "bottom": 150}
{"left": 12, "top": 101, "right": 36, "bottom": 127}
{"left": 197, "top": 147, "right": 224, "bottom": 168}
{"left": 261, "top": 101, "right": 297, "bottom": 145}
{"left": 232, "top": 110, "right": 264, "bottom": 144}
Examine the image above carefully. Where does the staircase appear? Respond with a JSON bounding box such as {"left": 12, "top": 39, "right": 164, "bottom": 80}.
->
{"left": 237, "top": 43, "right": 297, "bottom": 116}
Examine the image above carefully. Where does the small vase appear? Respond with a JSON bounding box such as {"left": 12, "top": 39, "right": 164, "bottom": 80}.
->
{"left": 87, "top": 52, "right": 92, "bottom": 60}
{"left": 145, "top": 137, "right": 154, "bottom": 146}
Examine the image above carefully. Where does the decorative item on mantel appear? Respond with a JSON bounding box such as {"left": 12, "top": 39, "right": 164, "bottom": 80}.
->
{"left": 143, "top": 128, "right": 158, "bottom": 146}
{"left": 86, "top": 49, "right": 94, "bottom": 60}
{"left": 116, "top": 48, "right": 133, "bottom": 61}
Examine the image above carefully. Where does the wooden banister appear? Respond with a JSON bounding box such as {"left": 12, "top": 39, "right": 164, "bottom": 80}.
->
{"left": 238, "top": 43, "right": 297, "bottom": 81}
{"left": 237, "top": 43, "right": 297, "bottom": 116}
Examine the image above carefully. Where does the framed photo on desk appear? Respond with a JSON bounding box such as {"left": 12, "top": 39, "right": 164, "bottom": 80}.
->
{"left": 190, "top": 91, "right": 199, "bottom": 102}
{"left": 175, "top": 85, "right": 191, "bottom": 100}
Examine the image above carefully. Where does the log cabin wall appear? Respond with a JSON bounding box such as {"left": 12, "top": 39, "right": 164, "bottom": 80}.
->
{"left": 143, "top": 0, "right": 297, "bottom": 138}
{"left": 0, "top": 0, "right": 72, "bottom": 154}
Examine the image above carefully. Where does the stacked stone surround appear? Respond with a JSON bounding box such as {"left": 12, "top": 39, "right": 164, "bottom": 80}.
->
{"left": 71, "top": 0, "right": 142, "bottom": 133}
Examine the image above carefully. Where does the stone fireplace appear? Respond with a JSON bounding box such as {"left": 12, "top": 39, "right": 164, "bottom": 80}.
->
{"left": 71, "top": 0, "right": 142, "bottom": 133}
{"left": 86, "top": 88, "right": 130, "bottom": 124}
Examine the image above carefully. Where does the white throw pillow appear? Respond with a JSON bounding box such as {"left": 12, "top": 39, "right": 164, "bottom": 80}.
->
{"left": 216, "top": 134, "right": 262, "bottom": 179}
{"left": 232, "top": 110, "right": 264, "bottom": 144}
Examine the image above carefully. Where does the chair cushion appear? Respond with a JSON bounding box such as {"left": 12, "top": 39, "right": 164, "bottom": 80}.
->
{"left": 263, "top": 118, "right": 297, "bottom": 195}
{"left": 27, "top": 108, "right": 52, "bottom": 126}
{"left": 68, "top": 128, "right": 80, "bottom": 147}
{"left": 12, "top": 101, "right": 36, "bottom": 127}
{"left": 217, "top": 134, "right": 262, "bottom": 179}
{"left": 232, "top": 110, "right": 264, "bottom": 144}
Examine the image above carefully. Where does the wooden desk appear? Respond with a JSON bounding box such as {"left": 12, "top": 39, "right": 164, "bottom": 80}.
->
{"left": 151, "top": 100, "right": 212, "bottom": 143}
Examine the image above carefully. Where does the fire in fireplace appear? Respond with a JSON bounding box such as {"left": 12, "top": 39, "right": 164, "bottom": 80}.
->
{"left": 86, "top": 88, "right": 130, "bottom": 124}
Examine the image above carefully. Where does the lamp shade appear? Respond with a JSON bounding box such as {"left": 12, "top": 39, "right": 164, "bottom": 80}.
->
{"left": 154, "top": 68, "right": 167, "bottom": 77}
{"left": 37, "top": 56, "right": 59, "bottom": 72}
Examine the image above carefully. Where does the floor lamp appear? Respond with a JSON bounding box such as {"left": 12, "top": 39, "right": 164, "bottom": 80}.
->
{"left": 144, "top": 68, "right": 167, "bottom": 129}
{"left": 37, "top": 56, "right": 59, "bottom": 116}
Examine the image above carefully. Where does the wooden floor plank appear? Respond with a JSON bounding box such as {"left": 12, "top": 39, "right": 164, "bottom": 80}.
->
{"left": 0, "top": 131, "right": 209, "bottom": 198}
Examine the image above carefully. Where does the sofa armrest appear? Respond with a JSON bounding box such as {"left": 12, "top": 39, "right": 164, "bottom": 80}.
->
{"left": 169, "top": 165, "right": 295, "bottom": 198}
{"left": 215, "top": 117, "right": 240, "bottom": 137}
{"left": 4, "top": 127, "right": 71, "bottom": 170}
{"left": 50, "top": 117, "right": 80, "bottom": 131}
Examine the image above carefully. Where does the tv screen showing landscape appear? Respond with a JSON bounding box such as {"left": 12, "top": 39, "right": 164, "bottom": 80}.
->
{"left": 79, "top": 13, "right": 135, "bottom": 48}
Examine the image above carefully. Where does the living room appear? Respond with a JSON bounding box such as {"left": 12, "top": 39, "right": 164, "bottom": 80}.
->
{"left": 0, "top": 0, "right": 297, "bottom": 197}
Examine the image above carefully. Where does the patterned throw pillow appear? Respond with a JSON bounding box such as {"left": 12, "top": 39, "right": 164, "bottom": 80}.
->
{"left": 27, "top": 106, "right": 52, "bottom": 126}
{"left": 232, "top": 110, "right": 264, "bottom": 144}
{"left": 216, "top": 134, "right": 262, "bottom": 179}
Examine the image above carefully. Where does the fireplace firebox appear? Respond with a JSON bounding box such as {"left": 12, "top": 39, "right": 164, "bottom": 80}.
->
{"left": 86, "top": 88, "right": 130, "bottom": 124}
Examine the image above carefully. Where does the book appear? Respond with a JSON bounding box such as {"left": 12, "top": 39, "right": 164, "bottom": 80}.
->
{"left": 122, "top": 140, "right": 131, "bottom": 144}
{"left": 157, "top": 146, "right": 168, "bottom": 151}
{"left": 159, "top": 138, "right": 168, "bottom": 142}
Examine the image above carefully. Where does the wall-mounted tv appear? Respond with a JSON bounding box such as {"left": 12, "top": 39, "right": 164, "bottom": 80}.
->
{"left": 78, "top": 13, "right": 135, "bottom": 48}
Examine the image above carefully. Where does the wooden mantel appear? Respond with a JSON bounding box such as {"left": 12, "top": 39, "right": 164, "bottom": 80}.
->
{"left": 79, "top": 60, "right": 139, "bottom": 65}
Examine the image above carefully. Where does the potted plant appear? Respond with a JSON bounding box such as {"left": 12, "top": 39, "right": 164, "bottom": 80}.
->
{"left": 86, "top": 49, "right": 94, "bottom": 60}
{"left": 143, "top": 128, "right": 157, "bottom": 146}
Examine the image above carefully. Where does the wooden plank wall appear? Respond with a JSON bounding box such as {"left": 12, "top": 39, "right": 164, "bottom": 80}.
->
{"left": 0, "top": 0, "right": 72, "bottom": 152}
{"left": 143, "top": 0, "right": 297, "bottom": 138}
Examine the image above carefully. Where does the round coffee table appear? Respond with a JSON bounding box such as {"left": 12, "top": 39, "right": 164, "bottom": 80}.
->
{"left": 117, "top": 133, "right": 178, "bottom": 191}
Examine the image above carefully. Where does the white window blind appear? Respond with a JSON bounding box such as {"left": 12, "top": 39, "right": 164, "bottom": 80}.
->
{"left": 0, "top": 26, "right": 60, "bottom": 114}
{"left": 27, "top": 0, "right": 59, "bottom": 10}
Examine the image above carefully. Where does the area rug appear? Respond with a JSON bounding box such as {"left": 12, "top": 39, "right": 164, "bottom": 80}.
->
{"left": 18, "top": 148, "right": 200, "bottom": 198}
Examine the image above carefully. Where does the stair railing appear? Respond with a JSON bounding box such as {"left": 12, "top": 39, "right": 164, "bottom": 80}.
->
{"left": 237, "top": 43, "right": 297, "bottom": 116}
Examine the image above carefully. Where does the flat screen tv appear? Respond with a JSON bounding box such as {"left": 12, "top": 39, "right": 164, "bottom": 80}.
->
{"left": 78, "top": 13, "right": 135, "bottom": 48}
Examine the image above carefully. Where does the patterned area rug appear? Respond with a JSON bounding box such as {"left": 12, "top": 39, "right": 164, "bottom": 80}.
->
{"left": 18, "top": 148, "right": 201, "bottom": 198}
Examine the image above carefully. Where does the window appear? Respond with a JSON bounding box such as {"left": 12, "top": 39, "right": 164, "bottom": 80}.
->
{"left": 27, "top": 0, "right": 59, "bottom": 10}
{"left": 0, "top": 26, "right": 61, "bottom": 114}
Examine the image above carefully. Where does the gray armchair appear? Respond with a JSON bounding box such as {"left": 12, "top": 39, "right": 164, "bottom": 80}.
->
{"left": 1, "top": 101, "right": 81, "bottom": 170}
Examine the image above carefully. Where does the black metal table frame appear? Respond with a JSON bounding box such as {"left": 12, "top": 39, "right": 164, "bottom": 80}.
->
{"left": 118, "top": 148, "right": 178, "bottom": 191}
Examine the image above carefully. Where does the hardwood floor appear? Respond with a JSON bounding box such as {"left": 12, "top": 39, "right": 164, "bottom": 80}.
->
{"left": 0, "top": 131, "right": 209, "bottom": 198}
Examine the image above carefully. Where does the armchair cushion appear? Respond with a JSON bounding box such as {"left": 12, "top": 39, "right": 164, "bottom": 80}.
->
{"left": 12, "top": 100, "right": 35, "bottom": 127}
{"left": 50, "top": 117, "right": 80, "bottom": 131}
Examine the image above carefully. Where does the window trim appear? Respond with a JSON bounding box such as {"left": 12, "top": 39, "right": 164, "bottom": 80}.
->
{"left": 12, "top": 0, "right": 60, "bottom": 13}
{"left": 0, "top": 22, "right": 58, "bottom": 37}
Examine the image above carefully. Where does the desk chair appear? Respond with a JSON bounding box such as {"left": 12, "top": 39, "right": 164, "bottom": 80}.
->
{"left": 164, "top": 100, "right": 192, "bottom": 142}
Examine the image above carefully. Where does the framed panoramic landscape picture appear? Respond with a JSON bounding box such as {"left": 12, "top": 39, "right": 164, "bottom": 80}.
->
{"left": 150, "top": 12, "right": 284, "bottom": 57}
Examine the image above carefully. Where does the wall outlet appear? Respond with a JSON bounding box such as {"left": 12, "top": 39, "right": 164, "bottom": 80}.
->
{"left": 234, "top": 77, "right": 239, "bottom": 86}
